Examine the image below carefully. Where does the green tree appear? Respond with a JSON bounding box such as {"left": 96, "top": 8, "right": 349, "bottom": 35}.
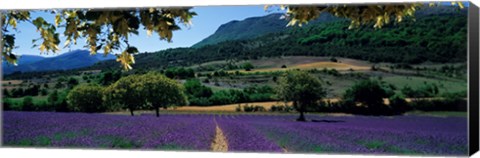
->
{"left": 242, "top": 62, "right": 254, "bottom": 71}
{"left": 55, "top": 81, "right": 64, "bottom": 89}
{"left": 22, "top": 96, "right": 34, "bottom": 111}
{"left": 3, "top": 89, "right": 11, "bottom": 97}
{"left": 184, "top": 79, "right": 214, "bottom": 105}
{"left": 48, "top": 90, "right": 60, "bottom": 104}
{"left": 100, "top": 70, "right": 122, "bottom": 85}
{"left": 53, "top": 90, "right": 70, "bottom": 112}
{"left": 184, "top": 79, "right": 213, "bottom": 98}
{"left": 343, "top": 79, "right": 392, "bottom": 115}
{"left": 139, "top": 72, "right": 187, "bottom": 117}
{"left": 67, "top": 77, "right": 79, "bottom": 88}
{"left": 103, "top": 74, "right": 145, "bottom": 116}
{"left": 66, "top": 84, "right": 105, "bottom": 112}
{"left": 277, "top": 70, "right": 326, "bottom": 121}
{"left": 3, "top": 98, "right": 12, "bottom": 111}
{"left": 40, "top": 88, "right": 48, "bottom": 96}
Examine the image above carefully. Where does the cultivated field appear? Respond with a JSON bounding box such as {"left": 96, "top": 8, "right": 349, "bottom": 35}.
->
{"left": 225, "top": 56, "right": 372, "bottom": 73}
{"left": 3, "top": 111, "right": 467, "bottom": 156}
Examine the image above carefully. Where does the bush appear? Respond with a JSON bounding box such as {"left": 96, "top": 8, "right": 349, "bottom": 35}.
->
{"left": 401, "top": 83, "right": 439, "bottom": 98}
{"left": 164, "top": 67, "right": 195, "bottom": 79}
{"left": 208, "top": 90, "right": 234, "bottom": 105}
{"left": 342, "top": 79, "right": 395, "bottom": 115}
{"left": 389, "top": 94, "right": 411, "bottom": 114}
{"left": 22, "top": 96, "right": 35, "bottom": 111}
{"left": 34, "top": 101, "right": 55, "bottom": 111}
{"left": 47, "top": 90, "right": 69, "bottom": 112}
{"left": 242, "top": 62, "right": 254, "bottom": 71}
{"left": 330, "top": 57, "right": 338, "bottom": 62}
{"left": 189, "top": 97, "right": 212, "bottom": 106}
{"left": 184, "top": 79, "right": 214, "bottom": 106}
{"left": 235, "top": 104, "right": 242, "bottom": 112}
{"left": 269, "top": 105, "right": 294, "bottom": 112}
{"left": 409, "top": 98, "right": 466, "bottom": 111}
{"left": 3, "top": 98, "right": 12, "bottom": 111}
{"left": 207, "top": 89, "right": 249, "bottom": 105}
{"left": 244, "top": 85, "right": 275, "bottom": 102}
{"left": 67, "top": 84, "right": 105, "bottom": 113}
{"left": 243, "top": 105, "right": 266, "bottom": 112}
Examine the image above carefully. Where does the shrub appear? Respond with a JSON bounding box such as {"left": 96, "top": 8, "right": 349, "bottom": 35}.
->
{"left": 209, "top": 90, "right": 235, "bottom": 105}
{"left": 330, "top": 57, "right": 338, "bottom": 62}
{"left": 269, "top": 105, "right": 293, "bottom": 112}
{"left": 164, "top": 67, "right": 195, "bottom": 79}
{"left": 22, "top": 96, "right": 35, "bottom": 111}
{"left": 185, "top": 80, "right": 213, "bottom": 98}
{"left": 242, "top": 62, "right": 254, "bottom": 71}
{"left": 3, "top": 98, "right": 12, "bottom": 111}
{"left": 243, "top": 105, "right": 266, "bottom": 112}
{"left": 235, "top": 104, "right": 242, "bottom": 112}
{"left": 342, "top": 79, "right": 394, "bottom": 115}
{"left": 409, "top": 98, "right": 466, "bottom": 111}
{"left": 189, "top": 97, "right": 212, "bottom": 106}
{"left": 401, "top": 83, "right": 439, "bottom": 98}
{"left": 67, "top": 84, "right": 105, "bottom": 113}
{"left": 389, "top": 94, "right": 411, "bottom": 114}
{"left": 34, "top": 101, "right": 54, "bottom": 111}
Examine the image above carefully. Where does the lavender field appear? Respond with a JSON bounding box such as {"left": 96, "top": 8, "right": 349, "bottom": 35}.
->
{"left": 2, "top": 111, "right": 468, "bottom": 156}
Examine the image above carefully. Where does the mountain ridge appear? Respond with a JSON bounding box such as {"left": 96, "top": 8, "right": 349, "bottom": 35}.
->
{"left": 2, "top": 50, "right": 116, "bottom": 75}
{"left": 192, "top": 13, "right": 338, "bottom": 48}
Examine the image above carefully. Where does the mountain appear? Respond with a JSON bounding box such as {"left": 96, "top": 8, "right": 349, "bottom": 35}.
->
{"left": 2, "top": 50, "right": 116, "bottom": 74}
{"left": 2, "top": 55, "right": 45, "bottom": 68}
{"left": 192, "top": 13, "right": 338, "bottom": 48}
{"left": 88, "top": 6, "right": 467, "bottom": 72}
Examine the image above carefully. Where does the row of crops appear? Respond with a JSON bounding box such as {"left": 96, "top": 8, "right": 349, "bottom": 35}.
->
{"left": 2, "top": 111, "right": 468, "bottom": 156}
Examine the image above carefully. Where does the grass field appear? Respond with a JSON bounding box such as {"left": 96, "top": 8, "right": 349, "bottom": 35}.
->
{"left": 8, "top": 96, "right": 48, "bottom": 104}
{"left": 381, "top": 76, "right": 467, "bottom": 94}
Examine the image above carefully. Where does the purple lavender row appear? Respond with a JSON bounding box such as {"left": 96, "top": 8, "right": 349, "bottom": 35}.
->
{"left": 3, "top": 111, "right": 216, "bottom": 151}
{"left": 235, "top": 114, "right": 467, "bottom": 155}
{"left": 215, "top": 115, "right": 284, "bottom": 152}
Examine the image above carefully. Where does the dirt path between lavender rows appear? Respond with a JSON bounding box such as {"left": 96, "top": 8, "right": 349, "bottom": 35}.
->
{"left": 211, "top": 119, "right": 228, "bottom": 152}
{"left": 210, "top": 118, "right": 290, "bottom": 153}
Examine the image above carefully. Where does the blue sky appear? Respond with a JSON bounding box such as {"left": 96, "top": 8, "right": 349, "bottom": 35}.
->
{"left": 11, "top": 5, "right": 284, "bottom": 57}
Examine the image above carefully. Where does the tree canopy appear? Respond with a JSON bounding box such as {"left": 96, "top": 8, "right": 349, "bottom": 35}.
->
{"left": 277, "top": 70, "right": 326, "bottom": 121}
{"left": 103, "top": 74, "right": 144, "bottom": 116}
{"left": 66, "top": 84, "right": 105, "bottom": 112}
{"left": 1, "top": 3, "right": 465, "bottom": 70}
{"left": 138, "top": 72, "right": 187, "bottom": 117}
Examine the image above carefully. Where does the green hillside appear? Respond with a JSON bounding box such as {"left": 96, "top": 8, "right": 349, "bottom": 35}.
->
{"left": 86, "top": 6, "right": 467, "bottom": 72}
{"left": 192, "top": 13, "right": 338, "bottom": 48}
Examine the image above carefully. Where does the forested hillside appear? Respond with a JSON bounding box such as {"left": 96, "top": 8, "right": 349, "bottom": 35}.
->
{"left": 89, "top": 7, "right": 466, "bottom": 71}
{"left": 192, "top": 13, "right": 338, "bottom": 48}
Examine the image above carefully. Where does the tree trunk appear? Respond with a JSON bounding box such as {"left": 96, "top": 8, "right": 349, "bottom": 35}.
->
{"left": 130, "top": 108, "right": 134, "bottom": 116}
{"left": 297, "top": 111, "right": 306, "bottom": 122}
{"left": 155, "top": 107, "right": 160, "bottom": 117}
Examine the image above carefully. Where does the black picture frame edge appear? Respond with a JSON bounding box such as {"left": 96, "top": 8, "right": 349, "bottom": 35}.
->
{"left": 468, "top": 1, "right": 480, "bottom": 156}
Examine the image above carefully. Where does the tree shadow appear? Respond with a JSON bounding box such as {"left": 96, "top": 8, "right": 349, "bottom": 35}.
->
{"left": 311, "top": 119, "right": 345, "bottom": 123}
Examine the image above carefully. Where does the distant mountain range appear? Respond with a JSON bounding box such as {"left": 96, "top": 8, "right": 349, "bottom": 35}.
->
{"left": 2, "top": 55, "right": 45, "bottom": 68}
{"left": 192, "top": 13, "right": 338, "bottom": 48}
{"left": 2, "top": 50, "right": 116, "bottom": 75}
